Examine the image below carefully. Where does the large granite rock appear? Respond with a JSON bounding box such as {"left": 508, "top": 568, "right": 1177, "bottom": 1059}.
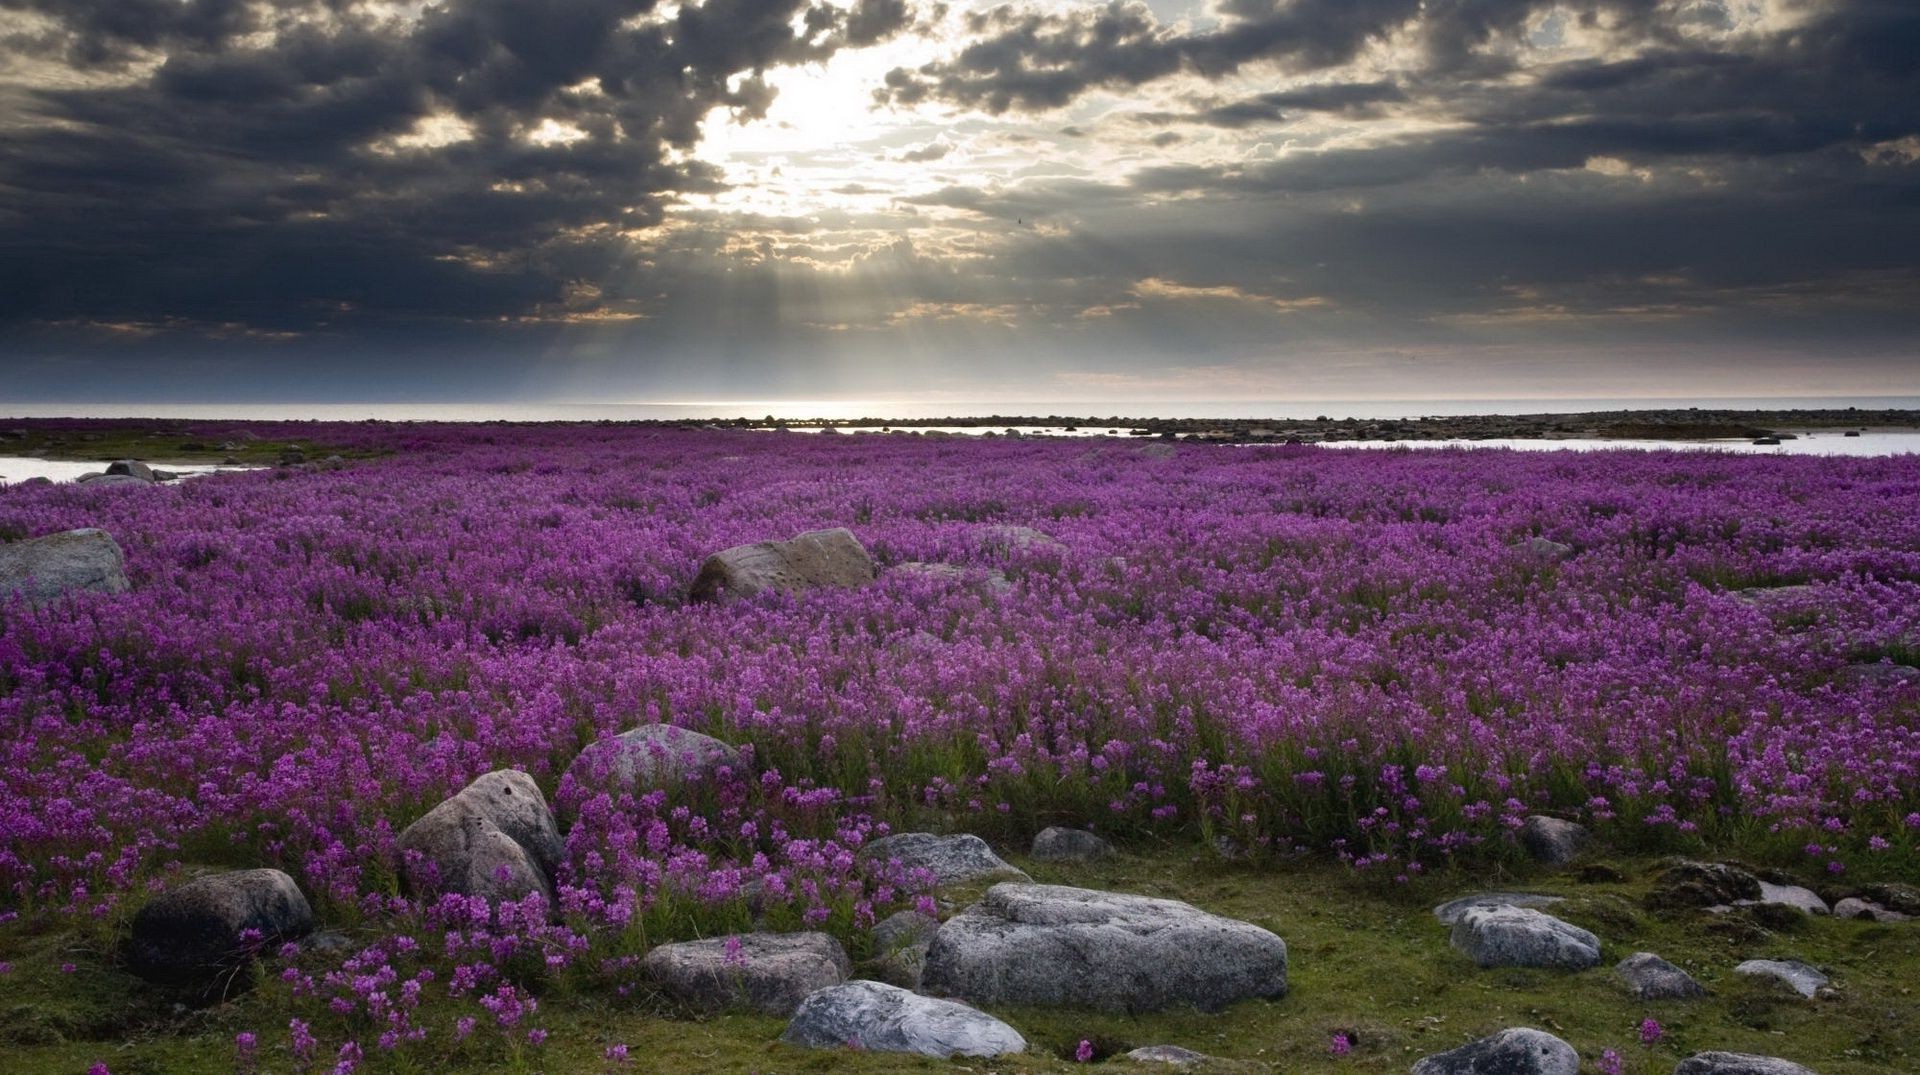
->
{"left": 689, "top": 527, "right": 875, "bottom": 602}
{"left": 1433, "top": 892, "right": 1565, "bottom": 925}
{"left": 1411, "top": 1029, "right": 1579, "bottom": 1075}
{"left": 1517, "top": 816, "right": 1588, "bottom": 865}
{"left": 0, "top": 528, "right": 131, "bottom": 606}
{"left": 395, "top": 770, "right": 563, "bottom": 903}
{"left": 1031, "top": 826, "right": 1114, "bottom": 863}
{"left": 858, "top": 832, "right": 1029, "bottom": 888}
{"left": 127, "top": 869, "right": 314, "bottom": 987}
{"left": 781, "top": 979, "right": 1026, "bottom": 1059}
{"left": 921, "top": 883, "right": 1289, "bottom": 1013}
{"left": 1675, "top": 1052, "right": 1820, "bottom": 1075}
{"left": 1733, "top": 959, "right": 1828, "bottom": 998}
{"left": 643, "top": 932, "right": 850, "bottom": 1016}
{"left": 1616, "top": 952, "right": 1706, "bottom": 999}
{"left": 565, "top": 724, "right": 741, "bottom": 792}
{"left": 1450, "top": 906, "right": 1601, "bottom": 970}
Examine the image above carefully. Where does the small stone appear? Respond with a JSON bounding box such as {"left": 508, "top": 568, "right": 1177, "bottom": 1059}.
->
{"left": 1517, "top": 816, "right": 1589, "bottom": 865}
{"left": 1615, "top": 952, "right": 1705, "bottom": 999}
{"left": 891, "top": 562, "right": 1014, "bottom": 593}
{"left": 1733, "top": 959, "right": 1829, "bottom": 998}
{"left": 1125, "top": 1044, "right": 1210, "bottom": 1064}
{"left": 1832, "top": 897, "right": 1910, "bottom": 923}
{"left": 126, "top": 869, "right": 315, "bottom": 988}
{"left": 1450, "top": 906, "right": 1602, "bottom": 970}
{"left": 1031, "top": 826, "right": 1114, "bottom": 863}
{"left": 1674, "top": 1051, "right": 1822, "bottom": 1075}
{"left": 643, "top": 932, "right": 850, "bottom": 1017}
{"left": 0, "top": 528, "right": 131, "bottom": 606}
{"left": 1525, "top": 537, "right": 1575, "bottom": 561}
{"left": 1411, "top": 1028, "right": 1579, "bottom": 1075}
{"left": 858, "top": 832, "right": 1029, "bottom": 888}
{"left": 1433, "top": 892, "right": 1565, "bottom": 926}
{"left": 781, "top": 979, "right": 1026, "bottom": 1059}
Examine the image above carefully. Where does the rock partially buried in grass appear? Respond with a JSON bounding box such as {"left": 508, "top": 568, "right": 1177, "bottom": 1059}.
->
{"left": 1747, "top": 882, "right": 1829, "bottom": 916}
{"left": 858, "top": 832, "right": 1030, "bottom": 887}
{"left": 1517, "top": 815, "right": 1588, "bottom": 865}
{"left": 689, "top": 527, "right": 875, "bottom": 602}
{"left": 643, "top": 932, "right": 850, "bottom": 1016}
{"left": 1450, "top": 905, "right": 1601, "bottom": 970}
{"left": 1616, "top": 952, "right": 1706, "bottom": 999}
{"left": 565, "top": 723, "right": 740, "bottom": 793}
{"left": 396, "top": 770, "right": 563, "bottom": 903}
{"left": 1675, "top": 1052, "right": 1821, "bottom": 1075}
{"left": 891, "top": 561, "right": 1014, "bottom": 594}
{"left": 1832, "top": 897, "right": 1910, "bottom": 923}
{"left": 1524, "top": 536, "right": 1575, "bottom": 561}
{"left": 1125, "top": 1044, "right": 1211, "bottom": 1064}
{"left": 921, "top": 882, "right": 1289, "bottom": 1013}
{"left": 781, "top": 979, "right": 1026, "bottom": 1058}
{"left": 977, "top": 524, "right": 1063, "bottom": 552}
{"left": 1031, "top": 826, "right": 1114, "bottom": 863}
{"left": 1432, "top": 892, "right": 1565, "bottom": 925}
{"left": 0, "top": 528, "right": 131, "bottom": 606}
{"left": 1648, "top": 861, "right": 1762, "bottom": 912}
{"left": 1733, "top": 959, "right": 1828, "bottom": 998}
{"left": 1410, "top": 1028, "right": 1579, "bottom": 1075}
{"left": 127, "top": 869, "right": 314, "bottom": 989}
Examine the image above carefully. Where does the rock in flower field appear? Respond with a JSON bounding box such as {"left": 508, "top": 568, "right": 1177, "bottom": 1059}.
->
{"left": 1, "top": 420, "right": 1917, "bottom": 1071}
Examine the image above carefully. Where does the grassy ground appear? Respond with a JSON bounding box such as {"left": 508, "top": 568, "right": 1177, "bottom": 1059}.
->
{"left": 2, "top": 848, "right": 1911, "bottom": 1074}
{"left": 0, "top": 423, "right": 377, "bottom": 466}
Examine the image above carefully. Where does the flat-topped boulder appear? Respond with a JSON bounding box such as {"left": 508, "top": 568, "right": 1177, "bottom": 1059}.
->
{"left": 395, "top": 770, "right": 563, "bottom": 903}
{"left": 921, "top": 883, "right": 1288, "bottom": 1013}
{"left": 689, "top": 527, "right": 875, "bottom": 602}
{"left": 858, "top": 832, "right": 1029, "bottom": 888}
{"left": 1675, "top": 1052, "right": 1821, "bottom": 1075}
{"left": 0, "top": 528, "right": 131, "bottom": 606}
{"left": 1412, "top": 1028, "right": 1579, "bottom": 1075}
{"left": 1433, "top": 892, "right": 1565, "bottom": 926}
{"left": 127, "top": 869, "right": 314, "bottom": 988}
{"left": 1450, "top": 905, "right": 1601, "bottom": 970}
{"left": 1031, "top": 826, "right": 1114, "bottom": 863}
{"left": 565, "top": 724, "right": 741, "bottom": 792}
{"left": 1517, "top": 816, "right": 1588, "bottom": 865}
{"left": 891, "top": 561, "right": 1013, "bottom": 593}
{"left": 1616, "top": 952, "right": 1705, "bottom": 999}
{"left": 781, "top": 979, "right": 1026, "bottom": 1059}
{"left": 643, "top": 932, "right": 850, "bottom": 1016}
{"left": 1734, "top": 959, "right": 1828, "bottom": 998}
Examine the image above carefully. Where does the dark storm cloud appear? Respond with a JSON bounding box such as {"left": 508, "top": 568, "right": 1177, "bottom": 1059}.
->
{"left": 0, "top": 0, "right": 913, "bottom": 335}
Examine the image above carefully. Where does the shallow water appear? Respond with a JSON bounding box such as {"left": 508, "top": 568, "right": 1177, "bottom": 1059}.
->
{"left": 0, "top": 457, "right": 257, "bottom": 483}
{"left": 1320, "top": 431, "right": 1920, "bottom": 456}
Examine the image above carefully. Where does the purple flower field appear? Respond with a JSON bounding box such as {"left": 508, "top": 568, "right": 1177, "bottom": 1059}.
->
{"left": 3, "top": 421, "right": 1918, "bottom": 1064}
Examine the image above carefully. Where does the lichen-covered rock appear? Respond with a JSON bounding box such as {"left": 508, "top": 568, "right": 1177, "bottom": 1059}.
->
{"left": 0, "top": 528, "right": 130, "bottom": 606}
{"left": 1674, "top": 1052, "right": 1821, "bottom": 1075}
{"left": 1615, "top": 952, "right": 1705, "bottom": 999}
{"left": 921, "top": 883, "right": 1289, "bottom": 1013}
{"left": 1734, "top": 959, "right": 1828, "bottom": 998}
{"left": 1517, "top": 816, "right": 1589, "bottom": 865}
{"left": 1411, "top": 1028, "right": 1579, "bottom": 1075}
{"left": 1126, "top": 1045, "right": 1211, "bottom": 1064}
{"left": 565, "top": 723, "right": 740, "bottom": 792}
{"left": 1031, "top": 826, "right": 1114, "bottom": 863}
{"left": 781, "top": 979, "right": 1026, "bottom": 1059}
{"left": 395, "top": 770, "right": 563, "bottom": 903}
{"left": 858, "top": 832, "right": 1029, "bottom": 887}
{"left": 1433, "top": 892, "right": 1565, "bottom": 925}
{"left": 1450, "top": 906, "right": 1601, "bottom": 970}
{"left": 643, "top": 932, "right": 850, "bottom": 1016}
{"left": 1832, "top": 897, "right": 1910, "bottom": 923}
{"left": 127, "top": 869, "right": 314, "bottom": 988}
{"left": 689, "top": 527, "right": 875, "bottom": 602}
{"left": 1648, "top": 861, "right": 1763, "bottom": 911}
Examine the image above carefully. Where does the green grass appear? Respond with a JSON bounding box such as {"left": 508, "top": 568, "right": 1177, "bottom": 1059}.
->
{"left": 2, "top": 851, "right": 1912, "bottom": 1073}
{"left": 0, "top": 423, "right": 381, "bottom": 467}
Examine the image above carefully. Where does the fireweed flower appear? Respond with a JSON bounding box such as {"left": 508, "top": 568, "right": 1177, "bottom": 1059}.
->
{"left": 1329, "top": 1032, "right": 1353, "bottom": 1056}
{"left": 1639, "top": 1018, "right": 1663, "bottom": 1045}
{"left": 1075, "top": 1039, "right": 1095, "bottom": 1062}
{"left": 1599, "top": 1048, "right": 1624, "bottom": 1075}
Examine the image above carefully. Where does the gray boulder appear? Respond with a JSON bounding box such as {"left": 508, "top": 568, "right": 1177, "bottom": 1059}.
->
{"left": 127, "top": 869, "right": 314, "bottom": 987}
{"left": 781, "top": 979, "right": 1026, "bottom": 1059}
{"left": 1031, "top": 826, "right": 1114, "bottom": 863}
{"left": 1433, "top": 892, "right": 1565, "bottom": 926}
{"left": 689, "top": 527, "right": 875, "bottom": 602}
{"left": 1733, "top": 959, "right": 1828, "bottom": 998}
{"left": 1648, "top": 861, "right": 1762, "bottom": 911}
{"left": 1126, "top": 1045, "right": 1210, "bottom": 1064}
{"left": 0, "top": 528, "right": 131, "bottom": 606}
{"left": 1517, "top": 816, "right": 1588, "bottom": 865}
{"left": 1450, "top": 906, "right": 1601, "bottom": 970}
{"left": 891, "top": 561, "right": 1013, "bottom": 594}
{"left": 1749, "top": 882, "right": 1829, "bottom": 915}
{"left": 1615, "top": 952, "right": 1705, "bottom": 999}
{"left": 643, "top": 932, "right": 849, "bottom": 1016}
{"left": 1525, "top": 537, "right": 1575, "bottom": 561}
{"left": 978, "top": 525, "right": 1063, "bottom": 552}
{"left": 858, "top": 832, "right": 1029, "bottom": 888}
{"left": 105, "top": 460, "right": 156, "bottom": 481}
{"left": 869, "top": 909, "right": 940, "bottom": 989}
{"left": 395, "top": 770, "right": 563, "bottom": 903}
{"left": 1832, "top": 897, "right": 1910, "bottom": 923}
{"left": 1675, "top": 1052, "right": 1820, "bottom": 1075}
{"left": 921, "top": 883, "right": 1288, "bottom": 1013}
{"left": 1411, "top": 1028, "right": 1579, "bottom": 1075}
{"left": 565, "top": 724, "right": 741, "bottom": 792}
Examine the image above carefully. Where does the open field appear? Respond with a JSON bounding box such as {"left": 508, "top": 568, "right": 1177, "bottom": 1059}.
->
{"left": 2, "top": 422, "right": 1917, "bottom": 1073}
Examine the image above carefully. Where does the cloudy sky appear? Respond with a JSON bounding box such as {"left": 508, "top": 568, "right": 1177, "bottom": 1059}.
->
{"left": 2, "top": 0, "right": 1916, "bottom": 407}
